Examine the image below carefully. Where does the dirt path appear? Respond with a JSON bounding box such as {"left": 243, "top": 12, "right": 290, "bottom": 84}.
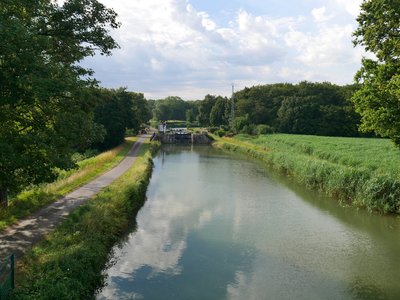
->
{"left": 0, "top": 135, "right": 148, "bottom": 260}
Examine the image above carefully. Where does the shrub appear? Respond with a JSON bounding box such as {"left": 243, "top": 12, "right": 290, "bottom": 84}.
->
{"left": 208, "top": 127, "right": 219, "bottom": 133}
{"left": 215, "top": 129, "right": 226, "bottom": 137}
{"left": 232, "top": 115, "right": 250, "bottom": 134}
{"left": 253, "top": 124, "right": 275, "bottom": 135}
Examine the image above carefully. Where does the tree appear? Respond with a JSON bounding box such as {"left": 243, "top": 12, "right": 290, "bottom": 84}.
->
{"left": 153, "top": 96, "right": 189, "bottom": 121}
{"left": 232, "top": 82, "right": 360, "bottom": 136}
{"left": 197, "top": 95, "right": 218, "bottom": 126}
{"left": 231, "top": 115, "right": 250, "bottom": 134}
{"left": 210, "top": 96, "right": 229, "bottom": 126}
{"left": 130, "top": 92, "right": 152, "bottom": 128}
{"left": 277, "top": 96, "right": 321, "bottom": 134}
{"left": 93, "top": 88, "right": 151, "bottom": 150}
{"left": 93, "top": 89, "right": 132, "bottom": 150}
{"left": 353, "top": 0, "right": 400, "bottom": 145}
{"left": 0, "top": 0, "right": 119, "bottom": 205}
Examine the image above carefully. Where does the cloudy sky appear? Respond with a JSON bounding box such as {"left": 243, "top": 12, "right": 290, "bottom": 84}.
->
{"left": 81, "top": 0, "right": 364, "bottom": 99}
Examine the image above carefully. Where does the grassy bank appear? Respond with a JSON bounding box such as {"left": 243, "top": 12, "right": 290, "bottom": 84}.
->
{"left": 0, "top": 138, "right": 136, "bottom": 232}
{"left": 11, "top": 140, "right": 160, "bottom": 299}
{"left": 212, "top": 134, "right": 400, "bottom": 214}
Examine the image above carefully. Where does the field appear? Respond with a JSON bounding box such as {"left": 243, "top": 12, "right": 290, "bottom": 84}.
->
{"left": 213, "top": 134, "right": 400, "bottom": 214}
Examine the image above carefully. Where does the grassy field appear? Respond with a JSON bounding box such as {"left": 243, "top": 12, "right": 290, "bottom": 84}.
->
{"left": 11, "top": 140, "right": 160, "bottom": 299}
{"left": 0, "top": 138, "right": 136, "bottom": 232}
{"left": 213, "top": 134, "right": 400, "bottom": 214}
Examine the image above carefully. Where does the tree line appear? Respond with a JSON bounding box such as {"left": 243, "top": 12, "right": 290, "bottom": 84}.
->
{"left": 150, "top": 82, "right": 362, "bottom": 137}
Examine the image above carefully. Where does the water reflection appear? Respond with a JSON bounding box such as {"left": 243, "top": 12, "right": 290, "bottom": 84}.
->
{"left": 98, "top": 146, "right": 400, "bottom": 300}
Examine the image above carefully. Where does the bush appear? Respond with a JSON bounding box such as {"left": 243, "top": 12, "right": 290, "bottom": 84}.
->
{"left": 215, "top": 129, "right": 226, "bottom": 137}
{"left": 253, "top": 124, "right": 275, "bottom": 135}
{"left": 232, "top": 115, "right": 250, "bottom": 134}
{"left": 240, "top": 124, "right": 255, "bottom": 135}
{"left": 207, "top": 127, "right": 219, "bottom": 133}
{"left": 71, "top": 149, "right": 99, "bottom": 164}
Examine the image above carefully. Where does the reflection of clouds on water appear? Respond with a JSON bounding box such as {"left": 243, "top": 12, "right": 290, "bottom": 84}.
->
{"left": 97, "top": 174, "right": 223, "bottom": 299}
{"left": 98, "top": 147, "right": 400, "bottom": 300}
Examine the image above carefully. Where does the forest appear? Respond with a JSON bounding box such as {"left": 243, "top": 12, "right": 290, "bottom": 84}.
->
{"left": 150, "top": 82, "right": 362, "bottom": 137}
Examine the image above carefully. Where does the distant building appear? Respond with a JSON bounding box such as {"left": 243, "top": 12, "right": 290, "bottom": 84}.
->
{"left": 158, "top": 121, "right": 167, "bottom": 133}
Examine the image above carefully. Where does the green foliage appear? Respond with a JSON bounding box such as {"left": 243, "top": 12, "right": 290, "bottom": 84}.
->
{"left": 253, "top": 124, "right": 274, "bottom": 135}
{"left": 232, "top": 82, "right": 361, "bottom": 136}
{"left": 93, "top": 88, "right": 150, "bottom": 150}
{"left": 197, "top": 95, "right": 217, "bottom": 126}
{"left": 352, "top": 0, "right": 400, "bottom": 146}
{"left": 231, "top": 115, "right": 250, "bottom": 134}
{"left": 11, "top": 142, "right": 159, "bottom": 299}
{"left": 209, "top": 96, "right": 230, "bottom": 126}
{"left": 186, "top": 107, "right": 198, "bottom": 126}
{"left": 278, "top": 95, "right": 320, "bottom": 134}
{"left": 130, "top": 92, "right": 152, "bottom": 128}
{"left": 215, "top": 134, "right": 400, "bottom": 214}
{"left": 148, "top": 82, "right": 359, "bottom": 138}
{"left": 215, "top": 128, "right": 226, "bottom": 137}
{"left": 71, "top": 149, "right": 99, "bottom": 164}
{"left": 153, "top": 96, "right": 191, "bottom": 121}
{"left": 196, "top": 94, "right": 230, "bottom": 127}
{"left": 0, "top": 0, "right": 120, "bottom": 203}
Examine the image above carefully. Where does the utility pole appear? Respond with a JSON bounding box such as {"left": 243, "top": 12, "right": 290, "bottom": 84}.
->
{"left": 230, "top": 83, "right": 235, "bottom": 127}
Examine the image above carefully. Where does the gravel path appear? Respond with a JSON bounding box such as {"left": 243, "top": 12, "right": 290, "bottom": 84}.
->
{"left": 0, "top": 135, "right": 147, "bottom": 260}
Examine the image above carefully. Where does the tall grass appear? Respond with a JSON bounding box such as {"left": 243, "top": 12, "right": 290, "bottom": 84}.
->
{"left": 11, "top": 141, "right": 160, "bottom": 299}
{"left": 213, "top": 134, "right": 400, "bottom": 214}
{"left": 0, "top": 138, "right": 136, "bottom": 231}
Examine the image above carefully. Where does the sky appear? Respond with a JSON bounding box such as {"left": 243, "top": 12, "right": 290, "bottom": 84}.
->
{"left": 79, "top": 0, "right": 364, "bottom": 99}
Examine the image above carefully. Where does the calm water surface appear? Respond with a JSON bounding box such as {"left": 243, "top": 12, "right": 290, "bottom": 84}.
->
{"left": 97, "top": 146, "right": 400, "bottom": 300}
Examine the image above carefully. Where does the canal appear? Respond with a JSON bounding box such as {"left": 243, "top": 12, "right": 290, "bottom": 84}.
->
{"left": 97, "top": 146, "right": 400, "bottom": 299}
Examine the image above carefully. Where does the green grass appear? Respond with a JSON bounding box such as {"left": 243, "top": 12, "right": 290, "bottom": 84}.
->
{"left": 11, "top": 140, "right": 160, "bottom": 300}
{"left": 0, "top": 138, "right": 136, "bottom": 232}
{"left": 213, "top": 134, "right": 400, "bottom": 214}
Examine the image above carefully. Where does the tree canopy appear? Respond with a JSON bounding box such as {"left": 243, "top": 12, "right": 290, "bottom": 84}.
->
{"left": 93, "top": 88, "right": 151, "bottom": 150}
{"left": 352, "top": 0, "right": 400, "bottom": 145}
{"left": 147, "top": 82, "right": 361, "bottom": 137}
{"left": 0, "top": 0, "right": 120, "bottom": 204}
{"left": 233, "top": 82, "right": 360, "bottom": 136}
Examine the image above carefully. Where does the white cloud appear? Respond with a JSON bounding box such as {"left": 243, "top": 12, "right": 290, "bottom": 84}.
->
{"left": 334, "top": 0, "right": 362, "bottom": 17}
{"left": 312, "top": 6, "right": 334, "bottom": 22}
{"left": 285, "top": 24, "right": 357, "bottom": 66}
{"left": 198, "top": 11, "right": 217, "bottom": 31}
{"left": 74, "top": 0, "right": 365, "bottom": 99}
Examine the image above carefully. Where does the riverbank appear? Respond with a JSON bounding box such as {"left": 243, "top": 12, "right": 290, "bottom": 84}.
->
{"left": 212, "top": 134, "right": 400, "bottom": 215}
{"left": 10, "top": 140, "right": 160, "bottom": 299}
{"left": 0, "top": 138, "right": 135, "bottom": 232}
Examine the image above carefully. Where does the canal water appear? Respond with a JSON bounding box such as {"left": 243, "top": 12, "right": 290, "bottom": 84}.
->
{"left": 97, "top": 146, "right": 400, "bottom": 300}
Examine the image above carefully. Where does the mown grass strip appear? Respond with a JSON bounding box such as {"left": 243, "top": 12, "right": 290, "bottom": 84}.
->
{"left": 10, "top": 140, "right": 160, "bottom": 300}
{"left": 0, "top": 138, "right": 136, "bottom": 232}
{"left": 212, "top": 134, "right": 400, "bottom": 214}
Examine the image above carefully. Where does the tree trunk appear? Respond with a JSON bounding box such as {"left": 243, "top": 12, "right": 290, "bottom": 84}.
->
{"left": 0, "top": 187, "right": 8, "bottom": 208}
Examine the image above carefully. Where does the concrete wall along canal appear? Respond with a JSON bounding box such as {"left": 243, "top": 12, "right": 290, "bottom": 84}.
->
{"left": 154, "top": 132, "right": 212, "bottom": 144}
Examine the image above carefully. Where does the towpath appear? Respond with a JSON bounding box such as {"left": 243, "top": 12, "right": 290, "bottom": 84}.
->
{"left": 0, "top": 135, "right": 148, "bottom": 260}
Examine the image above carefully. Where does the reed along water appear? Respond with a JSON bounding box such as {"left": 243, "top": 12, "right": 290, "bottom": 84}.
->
{"left": 97, "top": 145, "right": 400, "bottom": 300}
